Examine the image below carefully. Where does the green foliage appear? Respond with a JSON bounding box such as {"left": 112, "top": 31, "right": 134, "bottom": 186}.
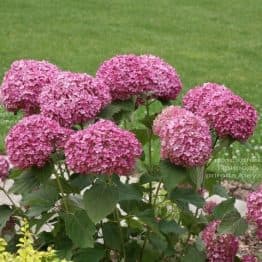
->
{"left": 83, "top": 182, "right": 119, "bottom": 223}
{"left": 0, "top": 219, "right": 69, "bottom": 262}
{"left": 63, "top": 210, "right": 96, "bottom": 248}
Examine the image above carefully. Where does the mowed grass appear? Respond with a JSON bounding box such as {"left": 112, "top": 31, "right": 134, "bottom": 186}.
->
{"left": 0, "top": 0, "right": 261, "bottom": 181}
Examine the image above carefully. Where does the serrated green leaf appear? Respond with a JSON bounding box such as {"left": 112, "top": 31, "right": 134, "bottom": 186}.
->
{"left": 159, "top": 220, "right": 186, "bottom": 235}
{"left": 102, "top": 222, "right": 122, "bottom": 250}
{"left": 218, "top": 211, "right": 248, "bottom": 236}
{"left": 160, "top": 160, "right": 188, "bottom": 193}
{"left": 84, "top": 182, "right": 119, "bottom": 223}
{"left": 23, "top": 182, "right": 59, "bottom": 217}
{"left": 182, "top": 246, "right": 206, "bottom": 262}
{"left": 117, "top": 183, "right": 143, "bottom": 201}
{"left": 170, "top": 188, "right": 205, "bottom": 208}
{"left": 10, "top": 169, "right": 40, "bottom": 195}
{"left": 213, "top": 198, "right": 235, "bottom": 219}
{"left": 148, "top": 232, "right": 167, "bottom": 252}
{"left": 63, "top": 209, "right": 95, "bottom": 248}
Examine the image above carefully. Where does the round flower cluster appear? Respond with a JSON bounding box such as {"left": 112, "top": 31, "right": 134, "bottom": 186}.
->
{"left": 203, "top": 200, "right": 218, "bottom": 215}
{"left": 96, "top": 54, "right": 182, "bottom": 101}
{"left": 153, "top": 106, "right": 186, "bottom": 137}
{"left": 153, "top": 106, "right": 212, "bottom": 167}
{"left": 0, "top": 59, "right": 59, "bottom": 115}
{"left": 242, "top": 255, "right": 258, "bottom": 262}
{"left": 183, "top": 82, "right": 233, "bottom": 114}
{"left": 65, "top": 120, "right": 142, "bottom": 175}
{"left": 246, "top": 186, "right": 262, "bottom": 240}
{"left": 6, "top": 115, "right": 67, "bottom": 169}
{"left": 40, "top": 71, "right": 111, "bottom": 128}
{"left": 183, "top": 82, "right": 258, "bottom": 141}
{"left": 202, "top": 220, "right": 239, "bottom": 262}
{"left": 139, "top": 55, "right": 183, "bottom": 100}
{"left": 0, "top": 156, "right": 9, "bottom": 180}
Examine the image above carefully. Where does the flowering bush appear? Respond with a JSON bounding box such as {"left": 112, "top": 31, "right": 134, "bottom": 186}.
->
{"left": 0, "top": 56, "right": 260, "bottom": 261}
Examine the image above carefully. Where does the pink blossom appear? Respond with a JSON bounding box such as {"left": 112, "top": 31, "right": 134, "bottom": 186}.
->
{"left": 0, "top": 59, "right": 59, "bottom": 115}
{"left": 0, "top": 156, "right": 9, "bottom": 180}
{"left": 153, "top": 106, "right": 185, "bottom": 137}
{"left": 202, "top": 220, "right": 239, "bottom": 262}
{"left": 203, "top": 200, "right": 218, "bottom": 215}
{"left": 153, "top": 106, "right": 212, "bottom": 167}
{"left": 139, "top": 55, "right": 182, "bottom": 100}
{"left": 96, "top": 54, "right": 182, "bottom": 101}
{"left": 65, "top": 120, "right": 142, "bottom": 175}
{"left": 6, "top": 115, "right": 66, "bottom": 169}
{"left": 183, "top": 82, "right": 258, "bottom": 141}
{"left": 40, "top": 71, "right": 111, "bottom": 128}
{"left": 246, "top": 187, "right": 262, "bottom": 241}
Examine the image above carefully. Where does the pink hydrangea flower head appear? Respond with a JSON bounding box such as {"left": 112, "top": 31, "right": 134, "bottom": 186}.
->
{"left": 202, "top": 220, "right": 239, "bottom": 262}
{"left": 246, "top": 187, "right": 262, "bottom": 240}
{"left": 96, "top": 54, "right": 146, "bottom": 100}
{"left": 65, "top": 120, "right": 142, "bottom": 175}
{"left": 154, "top": 106, "right": 212, "bottom": 167}
{"left": 203, "top": 200, "right": 218, "bottom": 215}
{"left": 0, "top": 156, "right": 9, "bottom": 180}
{"left": 242, "top": 255, "right": 258, "bottom": 262}
{"left": 0, "top": 59, "right": 59, "bottom": 115}
{"left": 40, "top": 71, "right": 111, "bottom": 128}
{"left": 139, "top": 55, "right": 182, "bottom": 100}
{"left": 153, "top": 106, "right": 184, "bottom": 137}
{"left": 6, "top": 115, "right": 62, "bottom": 169}
{"left": 212, "top": 94, "right": 258, "bottom": 141}
{"left": 96, "top": 54, "right": 182, "bottom": 101}
{"left": 183, "top": 83, "right": 258, "bottom": 141}
{"left": 183, "top": 82, "right": 233, "bottom": 114}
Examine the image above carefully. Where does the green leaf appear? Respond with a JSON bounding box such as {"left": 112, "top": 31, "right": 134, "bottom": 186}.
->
{"left": 69, "top": 174, "right": 96, "bottom": 190}
{"left": 130, "top": 128, "right": 149, "bottom": 145}
{"left": 212, "top": 184, "right": 229, "bottom": 198}
{"left": 125, "top": 241, "right": 142, "bottom": 262}
{"left": 160, "top": 160, "right": 188, "bottom": 193}
{"left": 182, "top": 246, "right": 206, "bottom": 262}
{"left": 117, "top": 183, "right": 143, "bottom": 201}
{"left": 10, "top": 169, "right": 40, "bottom": 195}
{"left": 63, "top": 209, "right": 95, "bottom": 248}
{"left": 22, "top": 182, "right": 59, "bottom": 217}
{"left": 213, "top": 198, "right": 235, "bottom": 219}
{"left": 159, "top": 220, "right": 186, "bottom": 235}
{"left": 98, "top": 104, "right": 122, "bottom": 120}
{"left": 218, "top": 211, "right": 248, "bottom": 236}
{"left": 83, "top": 182, "right": 119, "bottom": 223}
{"left": 170, "top": 188, "right": 205, "bottom": 208}
{"left": 73, "top": 247, "right": 105, "bottom": 262}
{"left": 0, "top": 205, "right": 13, "bottom": 231}
{"left": 148, "top": 232, "right": 167, "bottom": 252}
{"left": 135, "top": 209, "right": 160, "bottom": 234}
{"left": 102, "top": 222, "right": 122, "bottom": 250}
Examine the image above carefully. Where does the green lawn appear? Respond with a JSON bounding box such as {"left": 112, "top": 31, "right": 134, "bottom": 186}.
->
{"left": 0, "top": 0, "right": 261, "bottom": 181}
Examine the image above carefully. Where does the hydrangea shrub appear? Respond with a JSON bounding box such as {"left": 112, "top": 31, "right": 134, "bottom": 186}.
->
{"left": 0, "top": 55, "right": 260, "bottom": 261}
